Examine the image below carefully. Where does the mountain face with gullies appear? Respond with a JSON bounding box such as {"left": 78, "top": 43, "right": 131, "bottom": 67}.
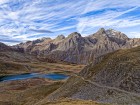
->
{"left": 15, "top": 28, "right": 140, "bottom": 64}
{"left": 0, "top": 42, "right": 38, "bottom": 62}
{"left": 43, "top": 46, "right": 140, "bottom": 105}
{"left": 0, "top": 42, "right": 57, "bottom": 64}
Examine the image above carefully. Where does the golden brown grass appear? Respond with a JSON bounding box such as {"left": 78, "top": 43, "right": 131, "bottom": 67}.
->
{"left": 81, "top": 46, "right": 140, "bottom": 79}
{"left": 0, "top": 57, "right": 85, "bottom": 105}
{"left": 0, "top": 61, "right": 85, "bottom": 76}
{"left": 0, "top": 79, "right": 64, "bottom": 105}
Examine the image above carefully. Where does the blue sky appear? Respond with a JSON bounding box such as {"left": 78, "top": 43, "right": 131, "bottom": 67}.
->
{"left": 0, "top": 0, "right": 140, "bottom": 45}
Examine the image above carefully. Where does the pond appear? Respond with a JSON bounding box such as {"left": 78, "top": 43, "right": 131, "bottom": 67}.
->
{"left": 0, "top": 73, "right": 69, "bottom": 82}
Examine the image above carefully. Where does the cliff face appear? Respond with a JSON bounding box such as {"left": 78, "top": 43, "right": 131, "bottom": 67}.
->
{"left": 15, "top": 28, "right": 140, "bottom": 64}
{"left": 45, "top": 46, "right": 140, "bottom": 105}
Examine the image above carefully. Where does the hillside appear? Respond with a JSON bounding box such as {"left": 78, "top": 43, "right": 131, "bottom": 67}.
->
{"left": 43, "top": 46, "right": 140, "bottom": 105}
{"left": 0, "top": 42, "right": 37, "bottom": 62}
{"left": 0, "top": 42, "right": 64, "bottom": 76}
{"left": 15, "top": 28, "right": 140, "bottom": 64}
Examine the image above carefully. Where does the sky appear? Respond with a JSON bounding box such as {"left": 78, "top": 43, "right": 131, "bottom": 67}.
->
{"left": 0, "top": 0, "right": 140, "bottom": 45}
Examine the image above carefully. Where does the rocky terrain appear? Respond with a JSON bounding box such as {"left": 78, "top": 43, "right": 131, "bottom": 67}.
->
{"left": 0, "top": 28, "right": 140, "bottom": 105}
{"left": 42, "top": 46, "right": 140, "bottom": 105}
{"left": 15, "top": 28, "right": 140, "bottom": 64}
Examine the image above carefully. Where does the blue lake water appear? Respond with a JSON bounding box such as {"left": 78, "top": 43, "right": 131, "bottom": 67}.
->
{"left": 0, "top": 73, "right": 69, "bottom": 82}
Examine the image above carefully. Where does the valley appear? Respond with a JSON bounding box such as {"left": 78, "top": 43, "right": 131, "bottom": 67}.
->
{"left": 0, "top": 60, "right": 84, "bottom": 76}
{"left": 0, "top": 42, "right": 85, "bottom": 105}
{"left": 0, "top": 29, "right": 140, "bottom": 105}
{"left": 0, "top": 0, "right": 140, "bottom": 105}
{"left": 0, "top": 60, "right": 84, "bottom": 105}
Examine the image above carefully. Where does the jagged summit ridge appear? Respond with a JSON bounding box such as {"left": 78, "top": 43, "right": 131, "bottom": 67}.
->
{"left": 106, "top": 29, "right": 128, "bottom": 39}
{"left": 56, "top": 35, "right": 65, "bottom": 40}
{"left": 15, "top": 28, "right": 140, "bottom": 64}
{"left": 96, "top": 28, "right": 106, "bottom": 34}
{"left": 67, "top": 32, "right": 81, "bottom": 39}
{"left": 92, "top": 28, "right": 128, "bottom": 39}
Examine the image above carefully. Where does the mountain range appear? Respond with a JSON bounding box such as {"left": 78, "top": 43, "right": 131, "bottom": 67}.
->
{"left": 14, "top": 28, "right": 140, "bottom": 64}
{"left": 0, "top": 28, "right": 140, "bottom": 105}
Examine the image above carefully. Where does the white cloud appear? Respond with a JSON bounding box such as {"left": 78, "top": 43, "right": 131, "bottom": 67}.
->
{"left": 129, "top": 32, "right": 140, "bottom": 38}
{"left": 0, "top": 0, "right": 140, "bottom": 45}
{"left": 52, "top": 25, "right": 76, "bottom": 32}
{"left": 80, "top": 0, "right": 140, "bottom": 14}
{"left": 77, "top": 6, "right": 140, "bottom": 34}
{"left": 0, "top": 0, "right": 8, "bottom": 5}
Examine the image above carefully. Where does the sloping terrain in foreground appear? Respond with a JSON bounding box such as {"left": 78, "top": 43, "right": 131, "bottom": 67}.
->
{"left": 42, "top": 46, "right": 140, "bottom": 105}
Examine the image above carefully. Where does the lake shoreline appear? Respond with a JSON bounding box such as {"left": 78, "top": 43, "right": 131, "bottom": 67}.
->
{"left": 0, "top": 72, "right": 69, "bottom": 82}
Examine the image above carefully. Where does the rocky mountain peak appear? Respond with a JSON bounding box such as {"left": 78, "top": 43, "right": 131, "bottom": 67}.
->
{"left": 32, "top": 39, "right": 44, "bottom": 44}
{"left": 92, "top": 28, "right": 108, "bottom": 39}
{"left": 67, "top": 32, "right": 81, "bottom": 39}
{"left": 53, "top": 35, "right": 65, "bottom": 44}
{"left": 41, "top": 37, "right": 52, "bottom": 41}
{"left": 96, "top": 28, "right": 106, "bottom": 34}
{"left": 56, "top": 35, "right": 65, "bottom": 40}
{"left": 106, "top": 29, "right": 128, "bottom": 38}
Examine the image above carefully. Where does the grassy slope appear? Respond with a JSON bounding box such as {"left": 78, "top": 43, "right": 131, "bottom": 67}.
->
{"left": 0, "top": 78, "right": 64, "bottom": 105}
{"left": 80, "top": 46, "right": 140, "bottom": 78}
{"left": 0, "top": 55, "right": 84, "bottom": 105}
{"left": 79, "top": 46, "right": 140, "bottom": 93}
{"left": 0, "top": 60, "right": 84, "bottom": 76}
{"left": 43, "top": 46, "right": 140, "bottom": 105}
{"left": 0, "top": 61, "right": 30, "bottom": 76}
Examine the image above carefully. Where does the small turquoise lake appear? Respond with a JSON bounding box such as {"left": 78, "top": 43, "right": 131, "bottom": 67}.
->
{"left": 0, "top": 73, "right": 69, "bottom": 82}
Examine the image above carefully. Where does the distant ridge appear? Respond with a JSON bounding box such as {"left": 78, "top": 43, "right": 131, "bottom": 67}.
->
{"left": 14, "top": 28, "right": 140, "bottom": 64}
